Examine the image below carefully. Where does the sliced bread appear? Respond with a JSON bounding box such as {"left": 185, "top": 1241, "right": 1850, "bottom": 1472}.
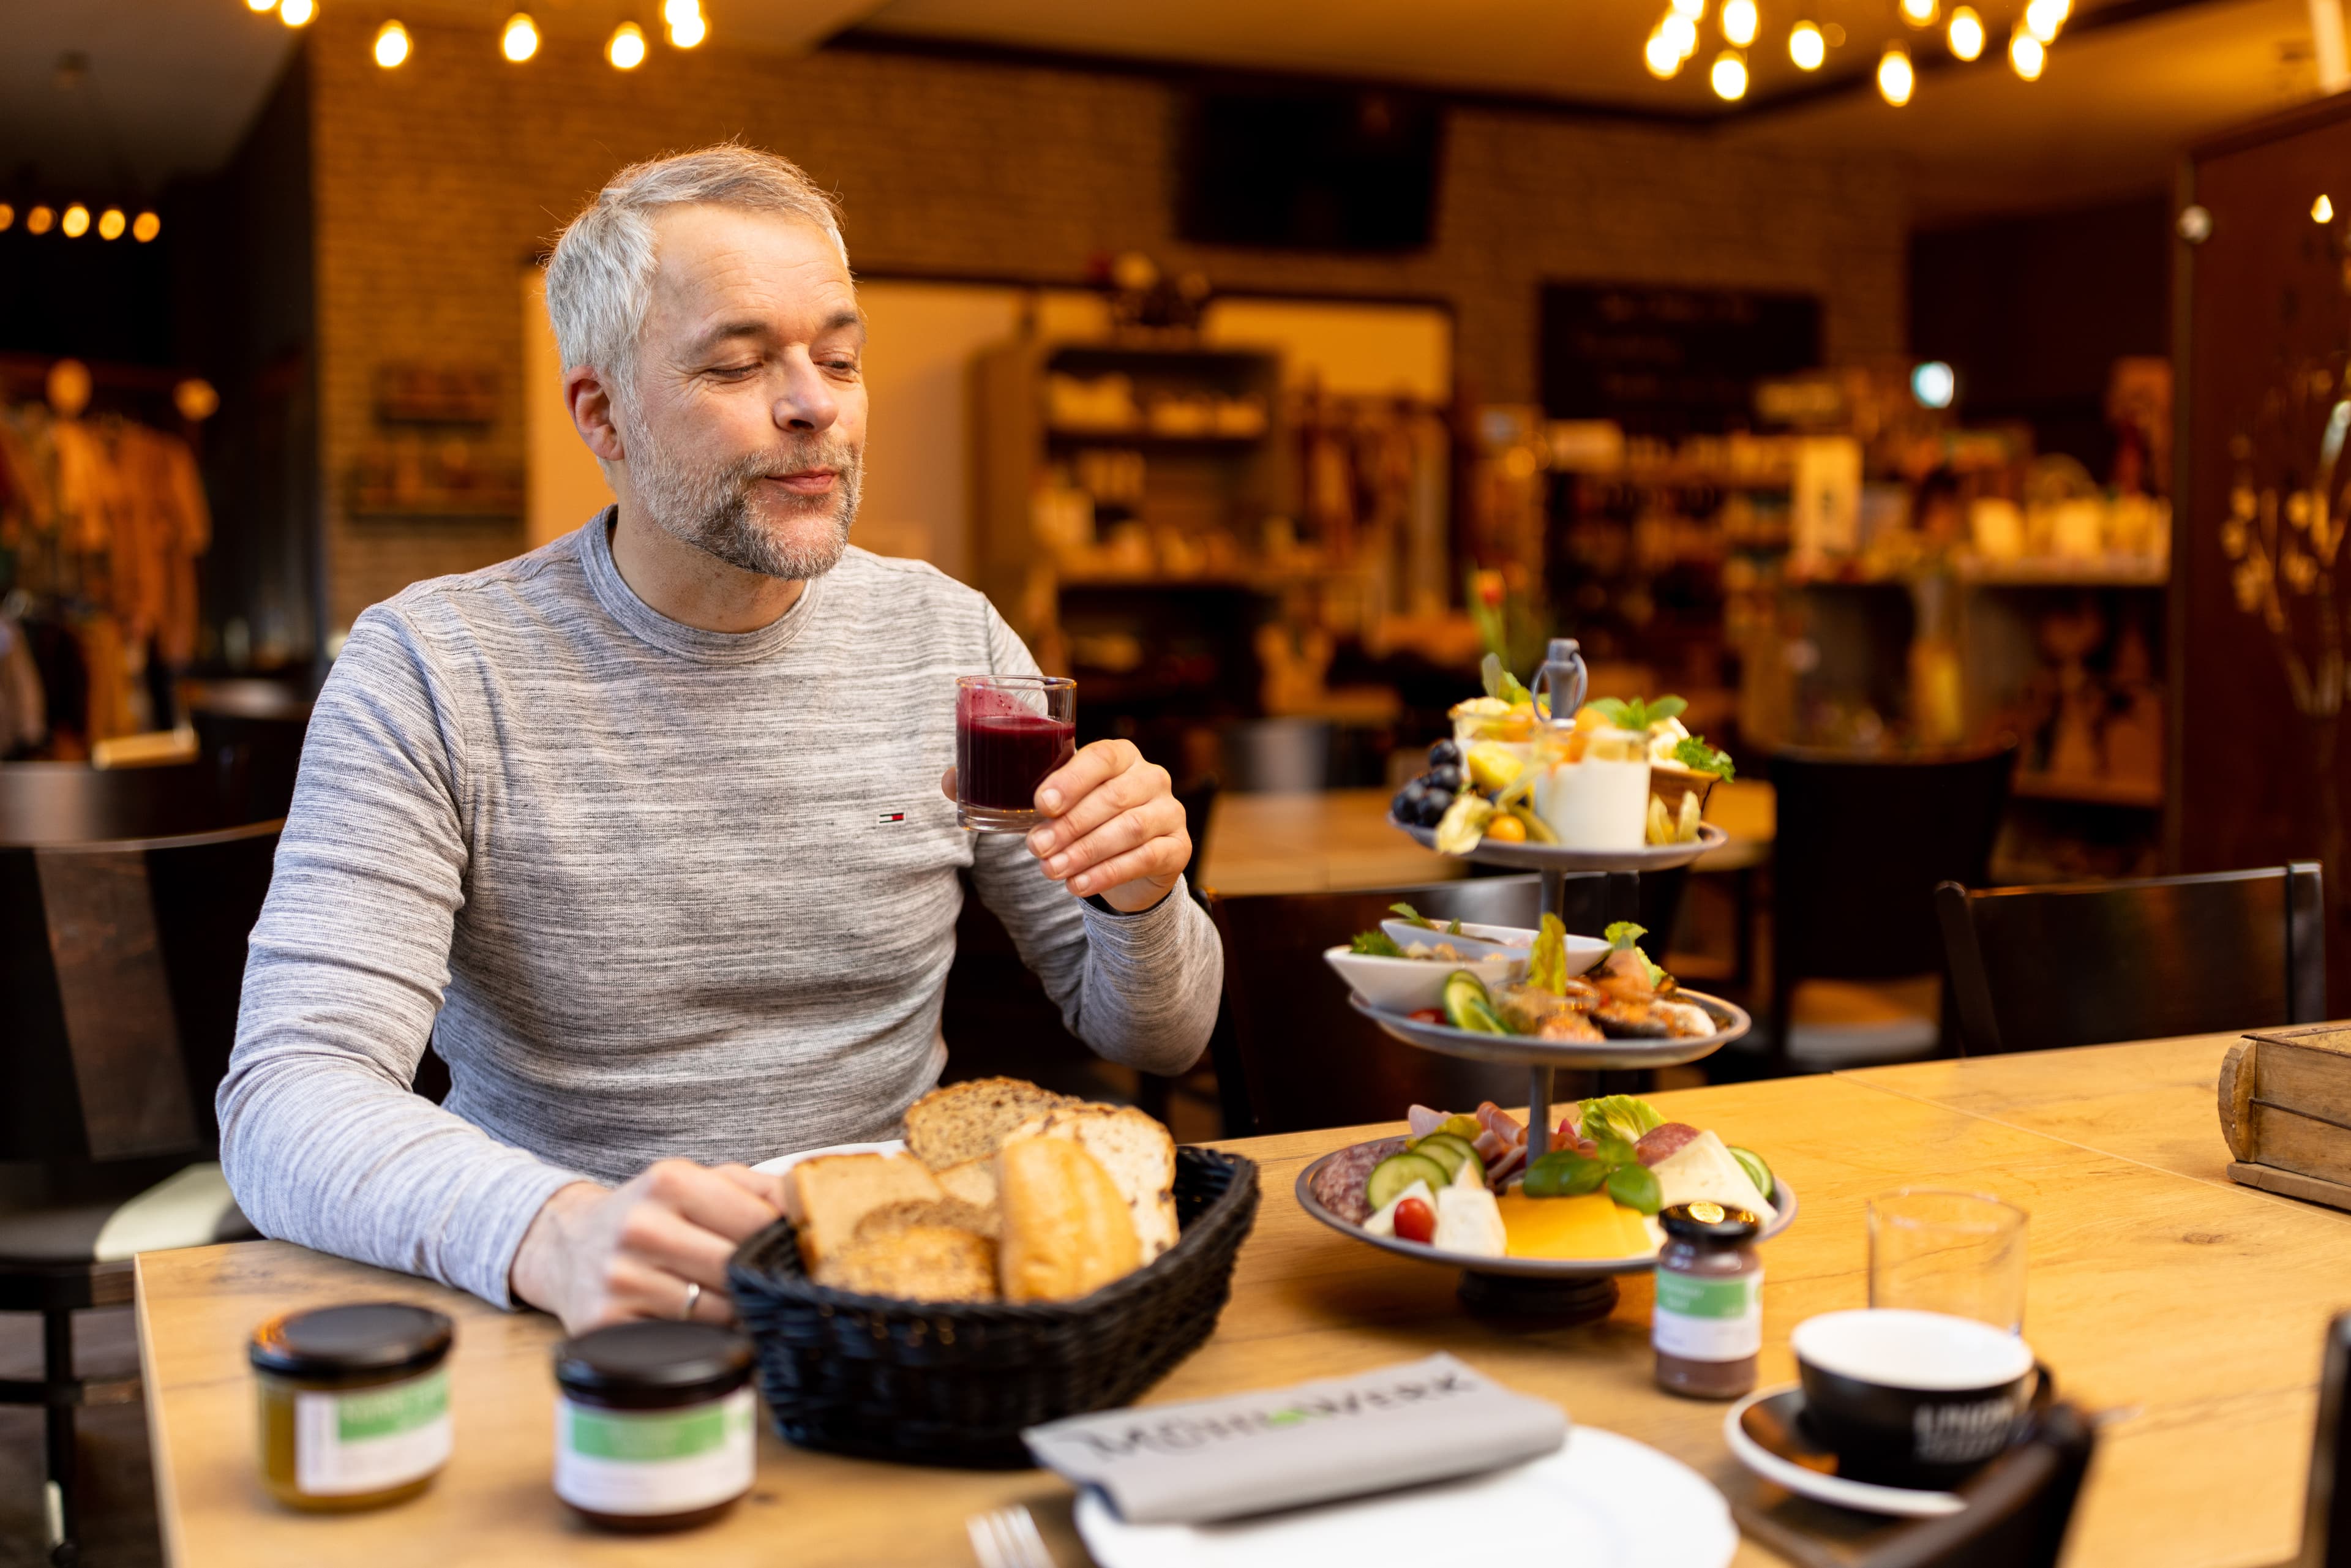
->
{"left": 816, "top": 1226, "right": 999, "bottom": 1303}
{"left": 790, "top": 1153, "right": 944, "bottom": 1273}
{"left": 902, "top": 1077, "right": 1076, "bottom": 1169}
{"left": 1007, "top": 1104, "right": 1179, "bottom": 1263}
{"left": 853, "top": 1195, "right": 998, "bottom": 1242}
{"left": 934, "top": 1158, "right": 999, "bottom": 1214}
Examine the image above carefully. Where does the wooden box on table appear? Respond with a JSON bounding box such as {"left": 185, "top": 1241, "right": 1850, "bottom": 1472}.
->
{"left": 2222, "top": 1024, "right": 2351, "bottom": 1209}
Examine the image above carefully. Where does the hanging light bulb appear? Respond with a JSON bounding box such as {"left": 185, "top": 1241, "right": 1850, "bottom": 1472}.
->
{"left": 27, "top": 206, "right": 54, "bottom": 235}
{"left": 1711, "top": 49, "right": 1749, "bottom": 98}
{"left": 1644, "top": 27, "right": 1684, "bottom": 75}
{"left": 373, "top": 20, "right": 410, "bottom": 67}
{"left": 97, "top": 207, "right": 126, "bottom": 240}
{"left": 607, "top": 20, "right": 647, "bottom": 68}
{"left": 1660, "top": 10, "right": 1700, "bottom": 58}
{"left": 1947, "top": 6, "right": 1984, "bottom": 59}
{"left": 62, "top": 204, "right": 91, "bottom": 238}
{"left": 1789, "top": 20, "right": 1826, "bottom": 68}
{"left": 0, "top": 205, "right": 13, "bottom": 232}
{"left": 501, "top": 12, "right": 538, "bottom": 61}
{"left": 2009, "top": 27, "right": 2045, "bottom": 78}
{"left": 1900, "top": 0, "right": 1937, "bottom": 24}
{"left": 1670, "top": 0, "right": 1706, "bottom": 17}
{"left": 245, "top": 0, "right": 276, "bottom": 11}
{"left": 132, "top": 211, "right": 161, "bottom": 242}
{"left": 1877, "top": 45, "right": 1914, "bottom": 104}
{"left": 1720, "top": 0, "right": 1758, "bottom": 47}
{"left": 2318, "top": 195, "right": 2338, "bottom": 224}
{"left": 2024, "top": 0, "right": 2064, "bottom": 43}
{"left": 278, "top": 0, "right": 315, "bottom": 27}
{"left": 669, "top": 10, "right": 705, "bottom": 46}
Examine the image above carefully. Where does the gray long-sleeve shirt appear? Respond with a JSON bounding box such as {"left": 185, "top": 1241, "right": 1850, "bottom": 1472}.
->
{"left": 218, "top": 514, "right": 1221, "bottom": 1307}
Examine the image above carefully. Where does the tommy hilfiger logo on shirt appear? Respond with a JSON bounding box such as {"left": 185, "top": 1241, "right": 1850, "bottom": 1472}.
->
{"left": 876, "top": 811, "right": 907, "bottom": 826}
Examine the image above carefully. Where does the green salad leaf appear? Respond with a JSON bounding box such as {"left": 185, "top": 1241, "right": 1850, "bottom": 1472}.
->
{"left": 1672, "top": 735, "right": 1736, "bottom": 780}
{"left": 1386, "top": 902, "right": 1460, "bottom": 933}
{"left": 1526, "top": 912, "right": 1570, "bottom": 995}
{"left": 1581, "top": 1094, "right": 1665, "bottom": 1147}
{"left": 1349, "top": 929, "right": 1403, "bottom": 957}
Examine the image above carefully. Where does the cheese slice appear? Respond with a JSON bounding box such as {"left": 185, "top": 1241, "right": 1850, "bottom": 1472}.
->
{"left": 1649, "top": 1130, "right": 1777, "bottom": 1225}
{"left": 1496, "top": 1191, "right": 1656, "bottom": 1260}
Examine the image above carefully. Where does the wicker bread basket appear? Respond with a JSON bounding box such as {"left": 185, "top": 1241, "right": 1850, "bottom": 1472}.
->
{"left": 727, "top": 1145, "right": 1260, "bottom": 1468}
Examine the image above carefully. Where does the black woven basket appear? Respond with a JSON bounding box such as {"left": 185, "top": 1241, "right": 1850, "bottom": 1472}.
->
{"left": 727, "top": 1144, "right": 1260, "bottom": 1468}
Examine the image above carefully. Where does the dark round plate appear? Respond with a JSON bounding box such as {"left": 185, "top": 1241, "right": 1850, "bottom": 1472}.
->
{"left": 1349, "top": 987, "right": 1751, "bottom": 1070}
{"left": 1293, "top": 1146, "right": 1798, "bottom": 1279}
{"left": 1389, "top": 811, "right": 1728, "bottom": 872}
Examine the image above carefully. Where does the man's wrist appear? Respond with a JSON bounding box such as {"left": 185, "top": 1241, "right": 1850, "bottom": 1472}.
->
{"left": 508, "top": 1180, "right": 605, "bottom": 1313}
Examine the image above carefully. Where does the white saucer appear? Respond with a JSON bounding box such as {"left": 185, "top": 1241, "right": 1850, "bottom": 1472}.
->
{"left": 1722, "top": 1385, "right": 1965, "bottom": 1518}
{"left": 750, "top": 1139, "right": 905, "bottom": 1177}
{"left": 1076, "top": 1426, "right": 1736, "bottom": 1567}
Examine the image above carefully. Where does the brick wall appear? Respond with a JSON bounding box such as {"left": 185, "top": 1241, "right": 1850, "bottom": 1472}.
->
{"left": 306, "top": 13, "right": 1908, "bottom": 628}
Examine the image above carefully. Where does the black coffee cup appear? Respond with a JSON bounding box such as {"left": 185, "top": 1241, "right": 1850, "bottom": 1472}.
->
{"left": 1791, "top": 1308, "right": 2042, "bottom": 1489}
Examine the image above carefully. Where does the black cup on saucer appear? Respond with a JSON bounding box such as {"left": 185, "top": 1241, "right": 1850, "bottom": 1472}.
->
{"left": 1790, "top": 1308, "right": 2042, "bottom": 1490}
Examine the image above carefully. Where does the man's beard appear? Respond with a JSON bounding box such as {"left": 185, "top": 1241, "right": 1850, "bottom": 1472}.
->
{"left": 619, "top": 405, "right": 861, "bottom": 581}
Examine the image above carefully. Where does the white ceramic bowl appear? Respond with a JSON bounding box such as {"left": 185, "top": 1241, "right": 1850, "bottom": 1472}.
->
{"left": 1379, "top": 920, "right": 1610, "bottom": 976}
{"left": 1323, "top": 945, "right": 1523, "bottom": 1013}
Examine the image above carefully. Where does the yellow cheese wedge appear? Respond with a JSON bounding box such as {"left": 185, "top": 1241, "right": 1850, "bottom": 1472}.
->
{"left": 1496, "top": 1191, "right": 1658, "bottom": 1260}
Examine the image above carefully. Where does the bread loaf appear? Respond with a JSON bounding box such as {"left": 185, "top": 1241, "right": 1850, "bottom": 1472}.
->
{"left": 790, "top": 1153, "right": 944, "bottom": 1273}
{"left": 996, "top": 1136, "right": 1142, "bottom": 1303}
{"left": 817, "top": 1226, "right": 998, "bottom": 1302}
{"left": 1008, "top": 1105, "right": 1179, "bottom": 1263}
{"left": 904, "top": 1078, "right": 1076, "bottom": 1169}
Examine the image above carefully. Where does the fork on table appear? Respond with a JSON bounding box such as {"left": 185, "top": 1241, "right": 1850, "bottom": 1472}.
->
{"left": 966, "top": 1502, "right": 1057, "bottom": 1568}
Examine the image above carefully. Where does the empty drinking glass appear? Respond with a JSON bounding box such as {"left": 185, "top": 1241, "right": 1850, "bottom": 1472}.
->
{"left": 1868, "top": 1189, "right": 2028, "bottom": 1333}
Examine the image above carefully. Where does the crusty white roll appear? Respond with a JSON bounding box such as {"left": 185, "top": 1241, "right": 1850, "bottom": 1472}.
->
{"left": 995, "top": 1136, "right": 1142, "bottom": 1304}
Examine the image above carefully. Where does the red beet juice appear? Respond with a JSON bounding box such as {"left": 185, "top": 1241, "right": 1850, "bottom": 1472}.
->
{"left": 955, "top": 681, "right": 1077, "bottom": 828}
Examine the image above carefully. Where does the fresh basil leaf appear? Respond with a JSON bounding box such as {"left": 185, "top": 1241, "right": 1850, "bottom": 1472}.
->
{"left": 1605, "top": 1161, "right": 1663, "bottom": 1215}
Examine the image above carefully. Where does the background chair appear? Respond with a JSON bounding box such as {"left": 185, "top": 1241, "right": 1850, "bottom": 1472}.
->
{"left": 182, "top": 677, "right": 313, "bottom": 827}
{"left": 1, "top": 806, "right": 278, "bottom": 1566}
{"left": 1765, "top": 743, "right": 2016, "bottom": 1071}
{"left": 2276, "top": 1309, "right": 2351, "bottom": 1568}
{"left": 1201, "top": 870, "right": 1686, "bottom": 1136}
{"left": 1937, "top": 864, "right": 2325, "bottom": 1056}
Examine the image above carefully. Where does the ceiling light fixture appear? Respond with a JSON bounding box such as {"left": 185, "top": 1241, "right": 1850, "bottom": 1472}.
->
{"left": 1711, "top": 49, "right": 1749, "bottom": 97}
{"left": 607, "top": 20, "right": 647, "bottom": 68}
{"left": 1720, "top": 0, "right": 1758, "bottom": 47}
{"left": 0, "top": 205, "right": 12, "bottom": 231}
{"left": 62, "top": 204, "right": 91, "bottom": 238}
{"left": 245, "top": 0, "right": 276, "bottom": 10}
{"left": 373, "top": 20, "right": 410, "bottom": 67}
{"left": 669, "top": 10, "right": 705, "bottom": 47}
{"left": 1948, "top": 6, "right": 1984, "bottom": 59}
{"left": 1900, "top": 0, "right": 1937, "bottom": 24}
{"left": 1912, "top": 361, "right": 1957, "bottom": 410}
{"left": 1670, "top": 0, "right": 1706, "bottom": 17}
{"left": 1660, "top": 11, "right": 1700, "bottom": 58}
{"left": 2009, "top": 27, "right": 2045, "bottom": 78}
{"left": 279, "top": 0, "right": 315, "bottom": 27}
{"left": 1877, "top": 45, "right": 1914, "bottom": 104}
{"left": 501, "top": 12, "right": 538, "bottom": 61}
{"left": 1789, "top": 20, "right": 1826, "bottom": 68}
{"left": 27, "top": 206, "right": 54, "bottom": 235}
{"left": 2023, "top": 0, "right": 2064, "bottom": 43}
{"left": 133, "top": 211, "right": 160, "bottom": 242}
{"left": 97, "top": 207, "right": 126, "bottom": 240}
{"left": 2319, "top": 195, "right": 2336, "bottom": 223}
{"left": 1645, "top": 28, "right": 1684, "bottom": 75}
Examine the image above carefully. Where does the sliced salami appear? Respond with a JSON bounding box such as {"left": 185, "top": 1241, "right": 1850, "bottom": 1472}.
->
{"left": 1635, "top": 1122, "right": 1701, "bottom": 1167}
{"left": 1311, "top": 1137, "right": 1407, "bottom": 1225}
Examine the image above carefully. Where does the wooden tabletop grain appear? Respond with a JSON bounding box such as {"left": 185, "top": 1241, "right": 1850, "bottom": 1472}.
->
{"left": 141, "top": 1036, "right": 2333, "bottom": 1568}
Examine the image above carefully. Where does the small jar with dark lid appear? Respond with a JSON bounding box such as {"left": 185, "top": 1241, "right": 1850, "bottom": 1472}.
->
{"left": 552, "top": 1321, "right": 757, "bottom": 1531}
{"left": 250, "top": 1302, "right": 454, "bottom": 1510}
{"left": 1652, "top": 1201, "right": 1763, "bottom": 1400}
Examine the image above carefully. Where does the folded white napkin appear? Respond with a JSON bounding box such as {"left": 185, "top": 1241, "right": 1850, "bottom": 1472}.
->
{"left": 1024, "top": 1353, "right": 1568, "bottom": 1525}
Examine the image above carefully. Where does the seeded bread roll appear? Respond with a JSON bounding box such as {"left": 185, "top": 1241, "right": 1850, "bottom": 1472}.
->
{"left": 1007, "top": 1104, "right": 1179, "bottom": 1263}
{"left": 903, "top": 1078, "right": 1077, "bottom": 1169}
{"left": 816, "top": 1226, "right": 999, "bottom": 1302}
{"left": 996, "top": 1137, "right": 1142, "bottom": 1303}
{"left": 789, "top": 1153, "right": 944, "bottom": 1273}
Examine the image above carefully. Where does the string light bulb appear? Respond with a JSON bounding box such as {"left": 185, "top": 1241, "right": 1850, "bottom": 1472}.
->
{"left": 0, "top": 204, "right": 12, "bottom": 231}
{"left": 1711, "top": 49, "right": 1749, "bottom": 98}
{"left": 133, "top": 211, "right": 160, "bottom": 242}
{"left": 1789, "top": 20, "right": 1826, "bottom": 68}
{"left": 97, "top": 208, "right": 126, "bottom": 240}
{"left": 2009, "top": 27, "right": 2045, "bottom": 78}
{"left": 61, "top": 204, "right": 91, "bottom": 238}
{"left": 27, "top": 206, "right": 54, "bottom": 235}
{"left": 1877, "top": 45, "right": 1914, "bottom": 104}
{"left": 607, "top": 20, "right": 647, "bottom": 68}
{"left": 279, "top": 0, "right": 315, "bottom": 27}
{"left": 1660, "top": 11, "right": 1700, "bottom": 58}
{"left": 1900, "top": 0, "right": 1936, "bottom": 23}
{"left": 2024, "top": 0, "right": 2064, "bottom": 42}
{"left": 669, "top": 10, "right": 705, "bottom": 46}
{"left": 373, "top": 20, "right": 410, "bottom": 67}
{"left": 1644, "top": 27, "right": 1684, "bottom": 75}
{"left": 1948, "top": 6, "right": 1984, "bottom": 59}
{"left": 2318, "top": 195, "right": 2336, "bottom": 224}
{"left": 1670, "top": 0, "right": 1705, "bottom": 16}
{"left": 245, "top": 0, "right": 276, "bottom": 10}
{"left": 1720, "top": 0, "right": 1758, "bottom": 47}
{"left": 501, "top": 12, "right": 538, "bottom": 61}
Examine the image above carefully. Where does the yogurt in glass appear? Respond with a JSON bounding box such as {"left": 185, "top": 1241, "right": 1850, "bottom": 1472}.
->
{"left": 1532, "top": 727, "right": 1651, "bottom": 849}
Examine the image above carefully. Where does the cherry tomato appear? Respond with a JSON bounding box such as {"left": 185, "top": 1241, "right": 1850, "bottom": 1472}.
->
{"left": 1409, "top": 1007, "right": 1445, "bottom": 1024}
{"left": 1393, "top": 1196, "right": 1436, "bottom": 1244}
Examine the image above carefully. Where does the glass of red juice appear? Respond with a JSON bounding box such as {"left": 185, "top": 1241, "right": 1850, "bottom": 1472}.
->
{"left": 954, "top": 675, "right": 1077, "bottom": 832}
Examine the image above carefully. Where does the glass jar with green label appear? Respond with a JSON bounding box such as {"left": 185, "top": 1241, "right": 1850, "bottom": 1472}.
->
{"left": 552, "top": 1321, "right": 757, "bottom": 1531}
{"left": 250, "top": 1302, "right": 454, "bottom": 1510}
{"left": 1652, "top": 1200, "right": 1762, "bottom": 1399}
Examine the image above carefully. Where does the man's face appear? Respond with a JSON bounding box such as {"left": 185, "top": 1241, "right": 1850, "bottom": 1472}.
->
{"left": 617, "top": 204, "right": 866, "bottom": 581}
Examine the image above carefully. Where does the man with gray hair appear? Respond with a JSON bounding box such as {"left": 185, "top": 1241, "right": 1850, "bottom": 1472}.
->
{"left": 219, "top": 145, "right": 1222, "bottom": 1330}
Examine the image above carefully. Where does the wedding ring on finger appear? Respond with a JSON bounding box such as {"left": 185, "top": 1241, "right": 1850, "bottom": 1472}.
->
{"left": 680, "top": 1280, "right": 702, "bottom": 1321}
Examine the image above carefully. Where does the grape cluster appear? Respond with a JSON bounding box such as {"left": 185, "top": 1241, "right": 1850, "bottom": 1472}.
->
{"left": 1390, "top": 739, "right": 1463, "bottom": 828}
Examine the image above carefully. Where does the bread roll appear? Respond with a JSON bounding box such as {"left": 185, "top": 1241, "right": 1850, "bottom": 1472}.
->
{"left": 1007, "top": 1105, "right": 1179, "bottom": 1263}
{"left": 996, "top": 1137, "right": 1142, "bottom": 1303}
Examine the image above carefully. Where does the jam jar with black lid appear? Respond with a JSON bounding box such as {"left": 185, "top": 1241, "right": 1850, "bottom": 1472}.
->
{"left": 1652, "top": 1201, "right": 1763, "bottom": 1399}
{"left": 552, "top": 1321, "right": 757, "bottom": 1531}
{"left": 250, "top": 1302, "right": 454, "bottom": 1510}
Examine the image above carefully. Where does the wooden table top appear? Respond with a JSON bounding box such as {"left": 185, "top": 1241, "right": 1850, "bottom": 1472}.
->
{"left": 1199, "top": 779, "right": 1774, "bottom": 896}
{"left": 140, "top": 1035, "right": 2332, "bottom": 1568}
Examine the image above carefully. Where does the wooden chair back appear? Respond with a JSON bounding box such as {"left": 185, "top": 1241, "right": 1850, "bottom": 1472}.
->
{"left": 1768, "top": 744, "right": 2016, "bottom": 1061}
{"left": 1936, "top": 865, "right": 2325, "bottom": 1055}
{"left": 0, "top": 818, "right": 282, "bottom": 1161}
{"left": 1858, "top": 1403, "right": 2096, "bottom": 1568}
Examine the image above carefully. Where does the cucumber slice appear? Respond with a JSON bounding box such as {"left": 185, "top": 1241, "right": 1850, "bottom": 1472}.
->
{"left": 1365, "top": 1152, "right": 1450, "bottom": 1213}
{"left": 1408, "top": 1131, "right": 1475, "bottom": 1180}
{"left": 1728, "top": 1145, "right": 1774, "bottom": 1201}
{"left": 1441, "top": 970, "right": 1509, "bottom": 1035}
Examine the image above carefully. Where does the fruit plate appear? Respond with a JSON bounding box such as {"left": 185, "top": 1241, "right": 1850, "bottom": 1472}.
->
{"left": 1349, "top": 988, "right": 1750, "bottom": 1071}
{"left": 1294, "top": 1149, "right": 1798, "bottom": 1281}
{"left": 1389, "top": 812, "right": 1728, "bottom": 873}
